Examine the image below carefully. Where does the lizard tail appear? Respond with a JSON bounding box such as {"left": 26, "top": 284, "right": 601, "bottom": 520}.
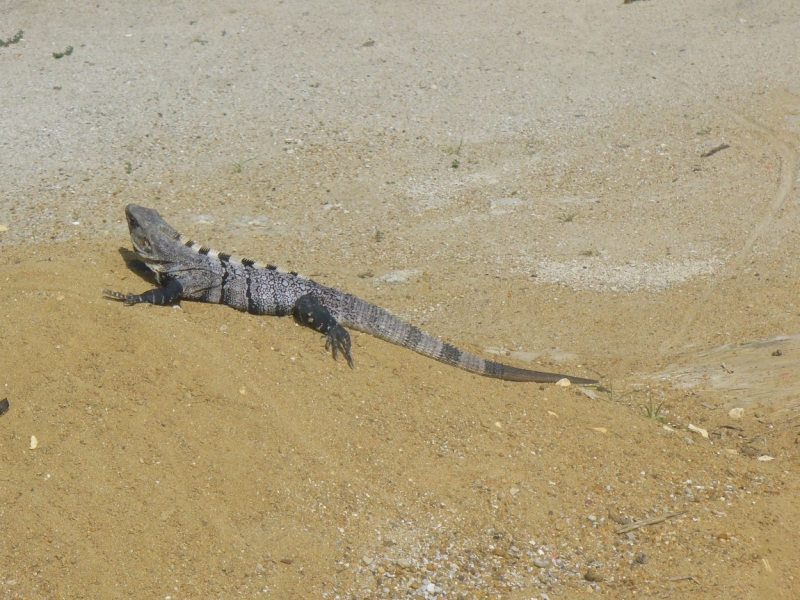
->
{"left": 335, "top": 294, "right": 597, "bottom": 385}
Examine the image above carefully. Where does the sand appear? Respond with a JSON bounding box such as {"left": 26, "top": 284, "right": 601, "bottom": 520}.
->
{"left": 1, "top": 0, "right": 800, "bottom": 598}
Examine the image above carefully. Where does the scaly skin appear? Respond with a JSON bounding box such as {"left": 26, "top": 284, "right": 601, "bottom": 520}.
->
{"left": 104, "top": 204, "right": 598, "bottom": 384}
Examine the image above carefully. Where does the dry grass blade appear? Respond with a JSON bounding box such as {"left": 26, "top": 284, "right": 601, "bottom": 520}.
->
{"left": 665, "top": 575, "right": 701, "bottom": 584}
{"left": 615, "top": 510, "right": 687, "bottom": 534}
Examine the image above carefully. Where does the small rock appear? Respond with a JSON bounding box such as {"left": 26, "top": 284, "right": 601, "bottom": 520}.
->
{"left": 728, "top": 407, "right": 744, "bottom": 420}
{"left": 362, "top": 556, "right": 373, "bottom": 566}
{"left": 0, "top": 225, "right": 8, "bottom": 232}
{"left": 754, "top": 410, "right": 764, "bottom": 418}
{"left": 555, "top": 378, "right": 571, "bottom": 387}
{"left": 588, "top": 514, "right": 597, "bottom": 522}
{"left": 592, "top": 427, "right": 607, "bottom": 434}
{"left": 533, "top": 558, "right": 550, "bottom": 569}
{"left": 396, "top": 558, "right": 412, "bottom": 569}
{"left": 584, "top": 567, "right": 603, "bottom": 582}
{"left": 772, "top": 349, "right": 783, "bottom": 357}
{"left": 757, "top": 455, "right": 775, "bottom": 462}
{"left": 509, "top": 488, "right": 520, "bottom": 496}
{"left": 608, "top": 512, "right": 630, "bottom": 525}
{"left": 0, "top": 398, "right": 9, "bottom": 417}
{"left": 635, "top": 552, "right": 647, "bottom": 564}
{"left": 687, "top": 424, "right": 708, "bottom": 439}
{"left": 30, "top": 436, "right": 38, "bottom": 450}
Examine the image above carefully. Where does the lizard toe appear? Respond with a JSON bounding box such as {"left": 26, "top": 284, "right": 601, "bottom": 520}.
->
{"left": 325, "top": 325, "right": 354, "bottom": 368}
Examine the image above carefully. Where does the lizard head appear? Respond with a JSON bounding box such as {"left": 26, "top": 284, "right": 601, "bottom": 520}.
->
{"left": 124, "top": 204, "right": 182, "bottom": 269}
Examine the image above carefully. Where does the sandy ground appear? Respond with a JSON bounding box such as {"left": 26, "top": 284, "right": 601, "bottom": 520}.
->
{"left": 2, "top": 0, "right": 800, "bottom": 598}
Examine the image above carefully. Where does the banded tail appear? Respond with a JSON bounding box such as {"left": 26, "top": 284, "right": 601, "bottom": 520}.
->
{"left": 337, "top": 295, "right": 597, "bottom": 384}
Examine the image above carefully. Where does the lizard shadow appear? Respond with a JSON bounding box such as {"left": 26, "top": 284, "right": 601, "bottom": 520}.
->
{"left": 115, "top": 247, "right": 159, "bottom": 286}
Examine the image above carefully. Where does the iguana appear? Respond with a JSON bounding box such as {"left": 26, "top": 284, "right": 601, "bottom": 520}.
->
{"left": 104, "top": 204, "right": 597, "bottom": 384}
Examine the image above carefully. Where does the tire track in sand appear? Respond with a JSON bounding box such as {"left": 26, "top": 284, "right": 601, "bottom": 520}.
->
{"left": 564, "top": 2, "right": 798, "bottom": 355}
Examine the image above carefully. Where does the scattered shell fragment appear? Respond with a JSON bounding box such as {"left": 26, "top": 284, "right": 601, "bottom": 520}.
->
{"left": 30, "top": 436, "right": 38, "bottom": 449}
{"left": 555, "top": 378, "right": 571, "bottom": 387}
{"left": 728, "top": 407, "right": 744, "bottom": 420}
{"left": 592, "top": 427, "right": 607, "bottom": 434}
{"left": 547, "top": 411, "right": 558, "bottom": 418}
{"left": 757, "top": 455, "right": 775, "bottom": 462}
{"left": 687, "top": 424, "right": 709, "bottom": 438}
{"left": 662, "top": 425, "right": 675, "bottom": 432}
{"left": 578, "top": 387, "right": 598, "bottom": 400}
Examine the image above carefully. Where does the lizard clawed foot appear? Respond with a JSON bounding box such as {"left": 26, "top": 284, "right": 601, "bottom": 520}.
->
{"left": 324, "top": 324, "right": 354, "bottom": 369}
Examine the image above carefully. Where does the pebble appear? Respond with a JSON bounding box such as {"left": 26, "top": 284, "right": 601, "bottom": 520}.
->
{"left": 396, "top": 558, "right": 412, "bottom": 569}
{"left": 555, "top": 378, "right": 571, "bottom": 387}
{"left": 30, "top": 435, "right": 38, "bottom": 450}
{"left": 0, "top": 225, "right": 8, "bottom": 232}
{"left": 757, "top": 455, "right": 775, "bottom": 462}
{"left": 362, "top": 556, "right": 373, "bottom": 566}
{"left": 0, "top": 398, "right": 9, "bottom": 417}
{"left": 687, "top": 424, "right": 709, "bottom": 438}
{"left": 728, "top": 407, "right": 744, "bottom": 420}
{"left": 533, "top": 558, "right": 550, "bottom": 569}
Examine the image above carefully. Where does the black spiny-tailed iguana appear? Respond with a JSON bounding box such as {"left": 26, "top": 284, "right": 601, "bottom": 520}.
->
{"left": 104, "top": 204, "right": 597, "bottom": 384}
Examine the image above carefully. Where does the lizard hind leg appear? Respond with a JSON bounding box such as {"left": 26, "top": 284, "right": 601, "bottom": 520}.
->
{"left": 294, "top": 294, "right": 354, "bottom": 368}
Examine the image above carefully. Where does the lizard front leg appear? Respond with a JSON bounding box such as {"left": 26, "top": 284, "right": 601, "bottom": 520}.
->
{"left": 294, "top": 294, "right": 354, "bottom": 368}
{"left": 103, "top": 279, "right": 184, "bottom": 306}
